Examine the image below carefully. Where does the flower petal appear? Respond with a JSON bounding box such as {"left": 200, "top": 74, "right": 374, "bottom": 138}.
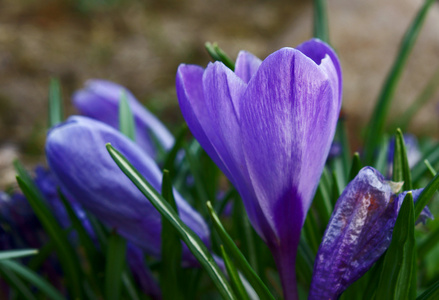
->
{"left": 73, "top": 80, "right": 174, "bottom": 158}
{"left": 46, "top": 116, "right": 209, "bottom": 260}
{"left": 234, "top": 51, "right": 262, "bottom": 83}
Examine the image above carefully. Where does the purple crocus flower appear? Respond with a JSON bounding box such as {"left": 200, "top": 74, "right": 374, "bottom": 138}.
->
{"left": 176, "top": 38, "right": 342, "bottom": 299}
{"left": 45, "top": 116, "right": 210, "bottom": 263}
{"left": 309, "top": 167, "right": 432, "bottom": 300}
{"left": 73, "top": 80, "right": 174, "bottom": 159}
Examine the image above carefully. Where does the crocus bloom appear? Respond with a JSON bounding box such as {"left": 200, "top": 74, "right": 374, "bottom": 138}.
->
{"left": 73, "top": 80, "right": 174, "bottom": 159}
{"left": 309, "top": 167, "right": 432, "bottom": 300}
{"left": 176, "top": 38, "right": 342, "bottom": 299}
{"left": 45, "top": 116, "right": 209, "bottom": 263}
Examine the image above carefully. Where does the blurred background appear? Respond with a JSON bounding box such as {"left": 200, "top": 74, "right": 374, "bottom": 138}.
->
{"left": 1, "top": 0, "right": 438, "bottom": 188}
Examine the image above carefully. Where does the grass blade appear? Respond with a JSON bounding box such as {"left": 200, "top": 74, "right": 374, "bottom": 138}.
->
{"left": 376, "top": 192, "right": 416, "bottom": 299}
{"left": 221, "top": 245, "right": 250, "bottom": 300}
{"left": 348, "top": 152, "right": 362, "bottom": 182}
{"left": 106, "top": 143, "right": 236, "bottom": 300}
{"left": 206, "top": 201, "right": 275, "bottom": 300}
{"left": 160, "top": 170, "right": 184, "bottom": 300}
{"left": 363, "top": 0, "right": 436, "bottom": 164}
{"left": 417, "top": 279, "right": 439, "bottom": 300}
{"left": 392, "top": 128, "right": 413, "bottom": 190}
{"left": 0, "top": 249, "right": 37, "bottom": 260}
{"left": 119, "top": 92, "right": 136, "bottom": 141}
{"left": 313, "top": 0, "right": 330, "bottom": 43}
{"left": 412, "top": 143, "right": 439, "bottom": 182}
{"left": 105, "top": 232, "right": 127, "bottom": 300}
{"left": 0, "top": 264, "right": 37, "bottom": 300}
{"left": 414, "top": 171, "right": 439, "bottom": 220}
{"left": 0, "top": 259, "right": 65, "bottom": 300}
{"left": 48, "top": 78, "right": 64, "bottom": 128}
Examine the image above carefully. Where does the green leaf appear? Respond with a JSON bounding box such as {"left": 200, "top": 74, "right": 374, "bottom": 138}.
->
{"left": 105, "top": 232, "right": 127, "bottom": 300}
{"left": 374, "top": 134, "right": 390, "bottom": 175}
{"left": 392, "top": 128, "right": 412, "bottom": 190}
{"left": 376, "top": 192, "right": 416, "bottom": 300}
{"left": 160, "top": 170, "right": 184, "bottom": 300}
{"left": 312, "top": 0, "right": 330, "bottom": 43}
{"left": 163, "top": 124, "right": 188, "bottom": 178}
{"left": 106, "top": 143, "right": 236, "bottom": 300}
{"left": 15, "top": 173, "right": 83, "bottom": 299}
{"left": 205, "top": 42, "right": 235, "bottom": 71}
{"left": 414, "top": 171, "right": 439, "bottom": 219}
{"left": 363, "top": 0, "right": 436, "bottom": 164}
{"left": 119, "top": 92, "right": 136, "bottom": 141}
{"left": 348, "top": 152, "right": 362, "bottom": 182}
{"left": 424, "top": 159, "right": 437, "bottom": 177}
{"left": 206, "top": 201, "right": 275, "bottom": 300}
{"left": 0, "top": 249, "right": 37, "bottom": 260}
{"left": 296, "top": 236, "right": 314, "bottom": 287}
{"left": 418, "top": 223, "right": 439, "bottom": 260}
{"left": 48, "top": 77, "right": 64, "bottom": 128}
{"left": 417, "top": 279, "right": 439, "bottom": 300}
{"left": 0, "top": 259, "right": 65, "bottom": 300}
{"left": 0, "top": 263, "right": 37, "bottom": 300}
{"left": 412, "top": 144, "right": 439, "bottom": 182}
{"left": 221, "top": 245, "right": 250, "bottom": 300}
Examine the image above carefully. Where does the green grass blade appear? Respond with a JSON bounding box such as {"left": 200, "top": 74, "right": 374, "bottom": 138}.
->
{"left": 0, "top": 264, "right": 37, "bottom": 300}
{"left": 160, "top": 170, "right": 184, "bottom": 300}
{"left": 313, "top": 0, "right": 330, "bottom": 43}
{"left": 414, "top": 171, "right": 439, "bottom": 219}
{"left": 121, "top": 272, "right": 141, "bottom": 300}
{"left": 163, "top": 124, "right": 188, "bottom": 178}
{"left": 106, "top": 144, "right": 236, "bottom": 300}
{"left": 0, "top": 259, "right": 65, "bottom": 300}
{"left": 392, "top": 129, "right": 413, "bottom": 190}
{"left": 417, "top": 279, "right": 439, "bottom": 300}
{"left": 105, "top": 232, "right": 127, "bottom": 300}
{"left": 363, "top": 0, "right": 436, "bottom": 164}
{"left": 412, "top": 143, "right": 439, "bottom": 182}
{"left": 206, "top": 201, "right": 275, "bottom": 300}
{"left": 376, "top": 192, "right": 416, "bottom": 299}
{"left": 48, "top": 77, "right": 64, "bottom": 128}
{"left": 348, "top": 152, "right": 363, "bottom": 182}
{"left": 424, "top": 159, "right": 437, "bottom": 176}
{"left": 205, "top": 42, "right": 235, "bottom": 70}
{"left": 418, "top": 225, "right": 439, "bottom": 260}
{"left": 16, "top": 176, "right": 83, "bottom": 299}
{"left": 119, "top": 92, "right": 136, "bottom": 141}
{"left": 0, "top": 249, "right": 37, "bottom": 260}
{"left": 221, "top": 245, "right": 250, "bottom": 300}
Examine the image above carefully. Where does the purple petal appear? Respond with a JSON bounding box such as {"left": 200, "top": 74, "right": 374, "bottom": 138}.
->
{"left": 235, "top": 51, "right": 262, "bottom": 83}
{"left": 45, "top": 116, "right": 209, "bottom": 261}
{"left": 309, "top": 167, "right": 430, "bottom": 300}
{"left": 73, "top": 80, "right": 174, "bottom": 159}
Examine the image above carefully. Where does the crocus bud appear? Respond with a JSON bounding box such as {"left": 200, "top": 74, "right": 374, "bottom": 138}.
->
{"left": 177, "top": 38, "right": 342, "bottom": 299}
{"left": 309, "top": 167, "right": 432, "bottom": 300}
{"left": 45, "top": 116, "right": 209, "bottom": 262}
{"left": 73, "top": 80, "right": 174, "bottom": 159}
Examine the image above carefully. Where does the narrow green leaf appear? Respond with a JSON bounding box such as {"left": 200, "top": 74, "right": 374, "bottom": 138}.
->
{"left": 163, "top": 124, "right": 188, "bottom": 178}
{"left": 296, "top": 237, "right": 314, "bottom": 287}
{"left": 418, "top": 225, "right": 439, "bottom": 260}
{"left": 221, "top": 245, "right": 250, "bottom": 300}
{"left": 412, "top": 144, "right": 439, "bottom": 182}
{"left": 392, "top": 128, "right": 412, "bottom": 190}
{"left": 121, "top": 272, "right": 141, "bottom": 300}
{"left": 374, "top": 134, "right": 390, "bottom": 175}
{"left": 205, "top": 42, "right": 235, "bottom": 70}
{"left": 0, "top": 264, "right": 37, "bottom": 300}
{"left": 313, "top": 0, "right": 330, "bottom": 43}
{"left": 417, "top": 279, "right": 439, "bottom": 300}
{"left": 393, "top": 66, "right": 439, "bottom": 131}
{"left": 424, "top": 159, "right": 437, "bottom": 177}
{"left": 303, "top": 209, "right": 321, "bottom": 255}
{"left": 348, "top": 152, "right": 362, "bottom": 182}
{"left": 376, "top": 192, "right": 415, "bottom": 299}
{"left": 0, "top": 259, "right": 65, "bottom": 300}
{"left": 106, "top": 144, "right": 236, "bottom": 300}
{"left": 0, "top": 249, "right": 37, "bottom": 260}
{"left": 105, "top": 232, "right": 127, "bottom": 300}
{"left": 363, "top": 0, "right": 436, "bottom": 164}
{"left": 16, "top": 176, "right": 83, "bottom": 299}
{"left": 160, "top": 170, "right": 184, "bottom": 300}
{"left": 119, "top": 92, "right": 136, "bottom": 141}
{"left": 206, "top": 201, "right": 275, "bottom": 300}
{"left": 414, "top": 171, "right": 439, "bottom": 219}
{"left": 48, "top": 77, "right": 63, "bottom": 128}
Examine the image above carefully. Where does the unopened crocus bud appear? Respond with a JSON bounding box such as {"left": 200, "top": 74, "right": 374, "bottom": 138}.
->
{"left": 309, "top": 167, "right": 432, "bottom": 300}
{"left": 73, "top": 80, "right": 174, "bottom": 159}
{"left": 45, "top": 116, "right": 209, "bottom": 263}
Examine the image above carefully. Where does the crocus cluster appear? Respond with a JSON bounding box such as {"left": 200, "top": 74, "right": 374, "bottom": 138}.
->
{"left": 176, "top": 38, "right": 342, "bottom": 299}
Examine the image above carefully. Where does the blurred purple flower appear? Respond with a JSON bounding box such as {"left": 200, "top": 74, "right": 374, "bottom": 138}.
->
{"left": 176, "top": 38, "right": 342, "bottom": 299}
{"left": 73, "top": 80, "right": 174, "bottom": 159}
{"left": 45, "top": 116, "right": 210, "bottom": 264}
{"left": 309, "top": 167, "right": 432, "bottom": 300}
